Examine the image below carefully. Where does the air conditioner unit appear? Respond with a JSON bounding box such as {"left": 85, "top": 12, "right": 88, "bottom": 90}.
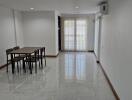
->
{"left": 98, "top": 1, "right": 108, "bottom": 15}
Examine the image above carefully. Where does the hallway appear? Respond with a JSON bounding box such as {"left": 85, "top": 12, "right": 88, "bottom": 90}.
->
{"left": 0, "top": 52, "right": 116, "bottom": 100}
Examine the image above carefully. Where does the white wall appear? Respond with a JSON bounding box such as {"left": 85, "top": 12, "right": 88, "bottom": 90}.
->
{"left": 94, "top": 15, "right": 99, "bottom": 59}
{"left": 22, "top": 11, "right": 59, "bottom": 56}
{"left": 0, "top": 6, "right": 16, "bottom": 65}
{"left": 100, "top": 0, "right": 132, "bottom": 99}
{"left": 94, "top": 14, "right": 102, "bottom": 61}
{"left": 88, "top": 14, "right": 95, "bottom": 51}
{"left": 0, "top": 6, "right": 24, "bottom": 66}
{"left": 14, "top": 11, "right": 24, "bottom": 47}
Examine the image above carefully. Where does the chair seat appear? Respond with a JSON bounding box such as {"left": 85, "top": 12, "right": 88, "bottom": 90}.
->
{"left": 24, "top": 57, "right": 37, "bottom": 62}
{"left": 9, "top": 57, "right": 22, "bottom": 62}
{"left": 14, "top": 55, "right": 26, "bottom": 59}
{"left": 31, "top": 55, "right": 42, "bottom": 59}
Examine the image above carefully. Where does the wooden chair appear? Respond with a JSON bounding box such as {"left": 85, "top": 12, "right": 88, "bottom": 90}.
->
{"left": 13, "top": 46, "right": 19, "bottom": 50}
{"left": 13, "top": 46, "right": 27, "bottom": 71}
{"left": 31, "top": 47, "right": 46, "bottom": 67}
{"left": 6, "top": 48, "right": 22, "bottom": 73}
{"left": 41, "top": 47, "right": 46, "bottom": 66}
{"left": 24, "top": 50, "right": 40, "bottom": 73}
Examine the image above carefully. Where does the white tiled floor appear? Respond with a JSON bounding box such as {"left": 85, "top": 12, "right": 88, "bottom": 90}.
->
{"left": 0, "top": 52, "right": 116, "bottom": 100}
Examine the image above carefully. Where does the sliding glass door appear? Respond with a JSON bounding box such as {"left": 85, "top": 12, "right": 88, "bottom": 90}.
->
{"left": 76, "top": 19, "right": 87, "bottom": 51}
{"left": 64, "top": 19, "right": 75, "bottom": 50}
{"left": 63, "top": 18, "right": 88, "bottom": 51}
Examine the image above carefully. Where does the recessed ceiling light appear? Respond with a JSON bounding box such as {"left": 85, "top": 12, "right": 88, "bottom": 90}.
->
{"left": 30, "top": 8, "right": 34, "bottom": 10}
{"left": 75, "top": 6, "right": 79, "bottom": 9}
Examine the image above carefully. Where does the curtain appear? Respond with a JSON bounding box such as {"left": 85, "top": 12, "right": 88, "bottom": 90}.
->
{"left": 62, "top": 17, "right": 88, "bottom": 51}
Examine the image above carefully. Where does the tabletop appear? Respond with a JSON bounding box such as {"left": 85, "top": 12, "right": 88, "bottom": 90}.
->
{"left": 10, "top": 47, "right": 41, "bottom": 54}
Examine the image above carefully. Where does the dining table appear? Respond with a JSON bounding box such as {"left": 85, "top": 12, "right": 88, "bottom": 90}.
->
{"left": 10, "top": 47, "right": 42, "bottom": 74}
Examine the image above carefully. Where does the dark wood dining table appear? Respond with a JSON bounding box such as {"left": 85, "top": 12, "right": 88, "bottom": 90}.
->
{"left": 10, "top": 47, "right": 42, "bottom": 74}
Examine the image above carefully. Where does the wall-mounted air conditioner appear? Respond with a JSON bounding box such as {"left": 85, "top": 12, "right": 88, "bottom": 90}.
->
{"left": 98, "top": 1, "right": 108, "bottom": 15}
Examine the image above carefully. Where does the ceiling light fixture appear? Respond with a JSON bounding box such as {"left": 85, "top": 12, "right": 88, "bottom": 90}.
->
{"left": 30, "top": 8, "right": 34, "bottom": 10}
{"left": 75, "top": 6, "right": 79, "bottom": 9}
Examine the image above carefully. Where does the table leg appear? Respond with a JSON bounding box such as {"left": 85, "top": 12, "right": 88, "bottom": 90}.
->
{"left": 35, "top": 61, "right": 37, "bottom": 73}
{"left": 11, "top": 53, "right": 15, "bottom": 74}
{"left": 23, "top": 58, "right": 26, "bottom": 73}
{"left": 29, "top": 54, "right": 32, "bottom": 74}
{"left": 44, "top": 49, "right": 46, "bottom": 66}
{"left": 41, "top": 50, "right": 43, "bottom": 68}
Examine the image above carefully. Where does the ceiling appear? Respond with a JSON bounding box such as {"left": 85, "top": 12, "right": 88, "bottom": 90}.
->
{"left": 0, "top": 0, "right": 101, "bottom": 14}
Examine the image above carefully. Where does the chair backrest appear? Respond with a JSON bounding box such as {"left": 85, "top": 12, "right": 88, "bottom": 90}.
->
{"left": 34, "top": 49, "right": 40, "bottom": 60}
{"left": 6, "top": 48, "right": 13, "bottom": 55}
{"left": 13, "top": 46, "right": 20, "bottom": 50}
{"left": 40, "top": 47, "right": 45, "bottom": 56}
{"left": 6, "top": 48, "right": 13, "bottom": 61}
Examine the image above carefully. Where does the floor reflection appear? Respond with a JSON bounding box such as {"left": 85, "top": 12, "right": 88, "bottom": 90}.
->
{"left": 0, "top": 52, "right": 116, "bottom": 100}
{"left": 64, "top": 54, "right": 86, "bottom": 80}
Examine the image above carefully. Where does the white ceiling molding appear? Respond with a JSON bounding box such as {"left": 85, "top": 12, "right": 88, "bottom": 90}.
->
{"left": 0, "top": 0, "right": 102, "bottom": 14}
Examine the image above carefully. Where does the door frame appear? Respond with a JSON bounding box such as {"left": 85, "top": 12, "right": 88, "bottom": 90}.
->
{"left": 94, "top": 14, "right": 102, "bottom": 62}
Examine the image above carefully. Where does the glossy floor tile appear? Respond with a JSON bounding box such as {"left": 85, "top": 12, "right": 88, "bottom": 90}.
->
{"left": 0, "top": 52, "right": 116, "bottom": 100}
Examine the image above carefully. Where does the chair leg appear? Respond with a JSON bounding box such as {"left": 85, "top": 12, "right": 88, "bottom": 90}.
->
{"left": 17, "top": 62, "right": 19, "bottom": 73}
{"left": 19, "top": 61, "right": 22, "bottom": 72}
{"left": 35, "top": 62, "right": 37, "bottom": 73}
{"left": 45, "top": 57, "right": 46, "bottom": 66}
{"left": 44, "top": 50, "right": 46, "bottom": 66}
{"left": 19, "top": 61, "right": 21, "bottom": 73}
{"left": 23, "top": 60, "right": 26, "bottom": 73}
{"left": 6, "top": 56, "right": 8, "bottom": 72}
{"left": 32, "top": 62, "right": 33, "bottom": 69}
{"left": 6, "top": 62, "right": 8, "bottom": 73}
{"left": 21, "top": 61, "right": 22, "bottom": 72}
{"left": 41, "top": 58, "right": 43, "bottom": 68}
{"left": 39, "top": 60, "right": 41, "bottom": 68}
